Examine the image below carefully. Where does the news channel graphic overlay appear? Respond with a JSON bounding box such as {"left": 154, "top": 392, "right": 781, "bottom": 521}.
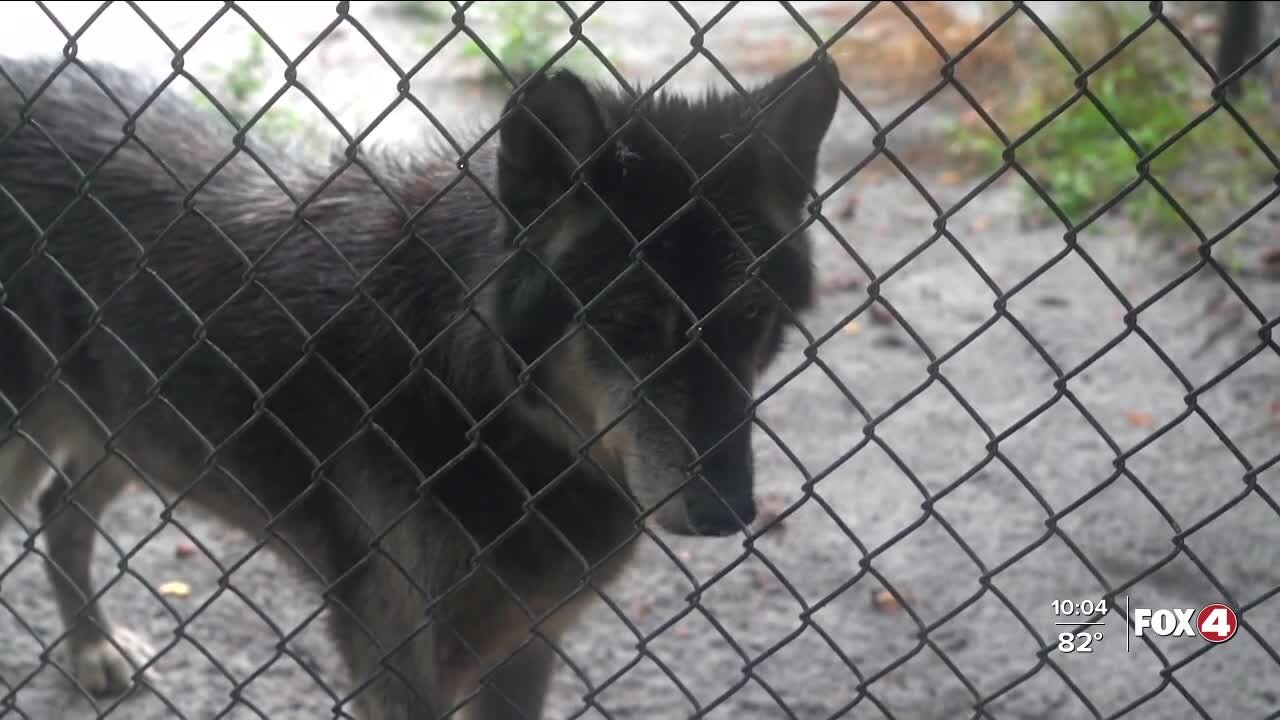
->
{"left": 1050, "top": 598, "right": 1239, "bottom": 655}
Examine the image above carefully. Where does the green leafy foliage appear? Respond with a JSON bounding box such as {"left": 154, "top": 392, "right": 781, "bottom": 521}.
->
{"left": 388, "top": 0, "right": 449, "bottom": 24}
{"left": 943, "top": 2, "right": 1278, "bottom": 242}
{"left": 457, "top": 1, "right": 602, "bottom": 82}
{"left": 190, "top": 33, "right": 318, "bottom": 148}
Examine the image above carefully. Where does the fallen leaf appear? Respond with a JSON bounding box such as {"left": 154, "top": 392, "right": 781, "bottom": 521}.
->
{"left": 676, "top": 549, "right": 692, "bottom": 564}
{"left": 837, "top": 195, "right": 859, "bottom": 221}
{"left": 1262, "top": 247, "right": 1280, "bottom": 272}
{"left": 971, "top": 215, "right": 991, "bottom": 232}
{"left": 939, "top": 170, "right": 963, "bottom": 186}
{"left": 175, "top": 541, "right": 197, "bottom": 560}
{"left": 868, "top": 304, "right": 894, "bottom": 326}
{"left": 158, "top": 580, "right": 191, "bottom": 599}
{"left": 1126, "top": 410, "right": 1156, "bottom": 428}
{"left": 751, "top": 493, "right": 789, "bottom": 534}
{"left": 820, "top": 275, "right": 863, "bottom": 294}
{"left": 874, "top": 334, "right": 907, "bottom": 349}
{"left": 871, "top": 588, "right": 911, "bottom": 614}
{"left": 673, "top": 624, "right": 691, "bottom": 639}
{"left": 750, "top": 569, "right": 783, "bottom": 593}
{"left": 842, "top": 320, "right": 862, "bottom": 336}
{"left": 626, "top": 599, "right": 653, "bottom": 621}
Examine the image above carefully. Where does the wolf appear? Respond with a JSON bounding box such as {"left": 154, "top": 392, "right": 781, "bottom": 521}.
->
{"left": 0, "top": 48, "right": 839, "bottom": 719}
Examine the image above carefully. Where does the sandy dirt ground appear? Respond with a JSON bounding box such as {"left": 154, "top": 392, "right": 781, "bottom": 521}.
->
{"left": 2, "top": 2, "right": 1279, "bottom": 719}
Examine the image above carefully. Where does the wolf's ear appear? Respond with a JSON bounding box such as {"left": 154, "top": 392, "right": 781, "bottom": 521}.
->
{"left": 497, "top": 69, "right": 610, "bottom": 186}
{"left": 750, "top": 55, "right": 841, "bottom": 201}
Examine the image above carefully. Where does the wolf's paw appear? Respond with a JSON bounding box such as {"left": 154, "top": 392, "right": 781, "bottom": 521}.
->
{"left": 70, "top": 626, "right": 156, "bottom": 696}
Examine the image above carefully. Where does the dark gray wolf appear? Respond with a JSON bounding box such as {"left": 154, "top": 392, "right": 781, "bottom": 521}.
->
{"left": 0, "top": 49, "right": 839, "bottom": 719}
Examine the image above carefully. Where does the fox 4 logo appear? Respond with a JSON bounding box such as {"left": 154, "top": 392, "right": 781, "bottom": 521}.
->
{"left": 1133, "top": 604, "right": 1238, "bottom": 644}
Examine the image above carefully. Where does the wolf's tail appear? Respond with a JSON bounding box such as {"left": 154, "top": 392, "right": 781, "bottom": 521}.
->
{"left": 0, "top": 56, "right": 294, "bottom": 192}
{"left": 0, "top": 55, "right": 330, "bottom": 273}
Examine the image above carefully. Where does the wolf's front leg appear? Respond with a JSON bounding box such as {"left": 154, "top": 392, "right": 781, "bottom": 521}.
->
{"left": 326, "top": 561, "right": 453, "bottom": 719}
{"left": 37, "top": 450, "right": 156, "bottom": 696}
{"left": 454, "top": 638, "right": 558, "bottom": 720}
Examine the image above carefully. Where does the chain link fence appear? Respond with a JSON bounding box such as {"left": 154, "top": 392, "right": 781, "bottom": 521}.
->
{"left": 1, "top": 1, "right": 1278, "bottom": 718}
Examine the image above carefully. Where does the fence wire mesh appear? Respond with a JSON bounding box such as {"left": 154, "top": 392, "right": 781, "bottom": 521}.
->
{"left": 0, "top": 1, "right": 1278, "bottom": 719}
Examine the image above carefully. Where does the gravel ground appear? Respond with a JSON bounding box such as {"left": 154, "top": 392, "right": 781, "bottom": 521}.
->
{"left": 3, "top": 2, "right": 1280, "bottom": 719}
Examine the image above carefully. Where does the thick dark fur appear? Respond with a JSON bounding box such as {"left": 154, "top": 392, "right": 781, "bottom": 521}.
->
{"left": 0, "top": 52, "right": 839, "bottom": 718}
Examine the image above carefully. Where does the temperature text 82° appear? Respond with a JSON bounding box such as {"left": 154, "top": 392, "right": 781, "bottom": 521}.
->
{"left": 1058, "top": 631, "right": 1103, "bottom": 653}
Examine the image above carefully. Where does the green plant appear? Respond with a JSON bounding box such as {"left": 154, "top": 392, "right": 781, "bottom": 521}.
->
{"left": 388, "top": 0, "right": 449, "bottom": 24}
{"left": 191, "top": 33, "right": 320, "bottom": 149}
{"left": 943, "top": 2, "right": 1278, "bottom": 245}
{"left": 458, "top": 1, "right": 601, "bottom": 82}
{"left": 192, "top": 33, "right": 267, "bottom": 123}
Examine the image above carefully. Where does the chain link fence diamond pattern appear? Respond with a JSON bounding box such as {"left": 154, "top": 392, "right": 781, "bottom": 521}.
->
{"left": 1, "top": 2, "right": 1278, "bottom": 719}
